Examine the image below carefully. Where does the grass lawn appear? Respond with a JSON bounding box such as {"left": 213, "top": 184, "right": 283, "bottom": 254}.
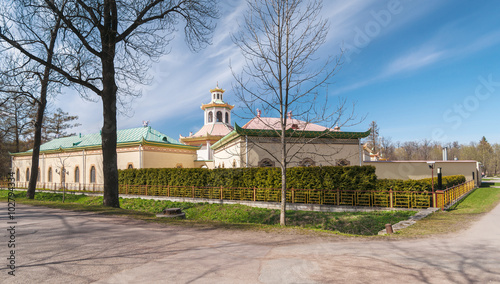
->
{"left": 0, "top": 190, "right": 414, "bottom": 236}
{"left": 3, "top": 185, "right": 499, "bottom": 238}
{"left": 394, "top": 186, "right": 500, "bottom": 238}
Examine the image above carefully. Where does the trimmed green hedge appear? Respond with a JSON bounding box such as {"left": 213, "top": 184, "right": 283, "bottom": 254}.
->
{"left": 118, "top": 166, "right": 377, "bottom": 191}
{"left": 118, "top": 167, "right": 465, "bottom": 193}
{"left": 376, "top": 175, "right": 466, "bottom": 192}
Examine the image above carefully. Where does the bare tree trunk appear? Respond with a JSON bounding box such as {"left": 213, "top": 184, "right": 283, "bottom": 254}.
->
{"left": 280, "top": 133, "right": 287, "bottom": 226}
{"left": 27, "top": 18, "right": 60, "bottom": 199}
{"left": 27, "top": 99, "right": 46, "bottom": 199}
{"left": 100, "top": 0, "right": 120, "bottom": 208}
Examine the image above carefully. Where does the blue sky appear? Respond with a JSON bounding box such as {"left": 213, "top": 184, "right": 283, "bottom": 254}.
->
{"left": 53, "top": 0, "right": 500, "bottom": 145}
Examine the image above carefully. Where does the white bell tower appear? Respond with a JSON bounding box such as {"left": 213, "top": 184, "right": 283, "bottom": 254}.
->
{"left": 202, "top": 83, "right": 233, "bottom": 126}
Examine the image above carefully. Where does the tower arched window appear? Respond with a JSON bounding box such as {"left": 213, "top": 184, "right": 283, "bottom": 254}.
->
{"left": 75, "top": 166, "right": 80, "bottom": 183}
{"left": 26, "top": 168, "right": 30, "bottom": 182}
{"left": 90, "top": 166, "right": 96, "bottom": 183}
{"left": 208, "top": 111, "right": 213, "bottom": 123}
{"left": 16, "top": 169, "right": 19, "bottom": 181}
{"left": 216, "top": 111, "right": 222, "bottom": 122}
{"left": 225, "top": 112, "right": 229, "bottom": 123}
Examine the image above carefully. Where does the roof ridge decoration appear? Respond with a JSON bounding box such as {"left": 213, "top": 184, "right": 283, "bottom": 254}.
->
{"left": 233, "top": 123, "right": 371, "bottom": 139}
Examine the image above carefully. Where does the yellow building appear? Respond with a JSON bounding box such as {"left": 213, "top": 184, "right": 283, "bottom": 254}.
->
{"left": 11, "top": 126, "right": 199, "bottom": 190}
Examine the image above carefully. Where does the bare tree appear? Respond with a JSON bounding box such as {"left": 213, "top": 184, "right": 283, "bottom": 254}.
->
{"left": 0, "top": 0, "right": 218, "bottom": 207}
{"left": 0, "top": 1, "right": 66, "bottom": 199}
{"left": 39, "top": 108, "right": 81, "bottom": 142}
{"left": 232, "top": 0, "right": 357, "bottom": 226}
{"left": 379, "top": 136, "right": 394, "bottom": 160}
{"left": 367, "top": 121, "right": 379, "bottom": 153}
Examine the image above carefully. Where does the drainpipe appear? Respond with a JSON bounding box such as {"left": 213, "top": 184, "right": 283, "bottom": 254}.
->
{"left": 82, "top": 150, "right": 86, "bottom": 186}
{"left": 10, "top": 156, "right": 14, "bottom": 187}
{"left": 139, "top": 144, "right": 143, "bottom": 168}
{"left": 358, "top": 138, "right": 362, "bottom": 166}
{"left": 245, "top": 135, "right": 248, "bottom": 168}
{"left": 42, "top": 153, "right": 45, "bottom": 183}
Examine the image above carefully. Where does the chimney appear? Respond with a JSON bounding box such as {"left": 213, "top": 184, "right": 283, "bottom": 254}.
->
{"left": 257, "top": 109, "right": 261, "bottom": 117}
{"left": 443, "top": 147, "right": 448, "bottom": 161}
{"left": 287, "top": 111, "right": 292, "bottom": 119}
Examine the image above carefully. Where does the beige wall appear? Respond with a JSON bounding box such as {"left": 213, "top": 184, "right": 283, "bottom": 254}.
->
{"left": 363, "top": 160, "right": 481, "bottom": 186}
{"left": 213, "top": 136, "right": 362, "bottom": 168}
{"left": 12, "top": 145, "right": 198, "bottom": 187}
{"left": 141, "top": 150, "right": 197, "bottom": 169}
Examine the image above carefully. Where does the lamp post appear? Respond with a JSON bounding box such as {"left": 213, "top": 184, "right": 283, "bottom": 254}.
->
{"left": 437, "top": 167, "right": 442, "bottom": 190}
{"left": 427, "top": 161, "right": 436, "bottom": 207}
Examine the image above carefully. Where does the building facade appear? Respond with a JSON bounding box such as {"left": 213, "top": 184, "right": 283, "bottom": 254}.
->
{"left": 11, "top": 127, "right": 199, "bottom": 189}
{"left": 211, "top": 114, "right": 371, "bottom": 168}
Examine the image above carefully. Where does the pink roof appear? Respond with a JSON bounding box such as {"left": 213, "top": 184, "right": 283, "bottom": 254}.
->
{"left": 190, "top": 123, "right": 234, "bottom": 138}
{"left": 242, "top": 117, "right": 330, "bottom": 131}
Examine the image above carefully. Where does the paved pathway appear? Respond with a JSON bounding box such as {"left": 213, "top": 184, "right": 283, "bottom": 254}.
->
{"left": 1, "top": 202, "right": 499, "bottom": 283}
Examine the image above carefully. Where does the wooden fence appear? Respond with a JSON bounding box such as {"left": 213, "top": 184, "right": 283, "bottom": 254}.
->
{"left": 4, "top": 180, "right": 476, "bottom": 210}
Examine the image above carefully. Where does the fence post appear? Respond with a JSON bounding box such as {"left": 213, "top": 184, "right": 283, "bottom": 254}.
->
{"left": 390, "top": 188, "right": 393, "bottom": 208}
{"left": 435, "top": 190, "right": 445, "bottom": 210}
{"left": 145, "top": 184, "right": 148, "bottom": 196}
{"left": 253, "top": 187, "right": 256, "bottom": 202}
{"left": 292, "top": 189, "right": 295, "bottom": 203}
{"left": 220, "top": 186, "right": 223, "bottom": 200}
{"left": 192, "top": 186, "right": 195, "bottom": 198}
{"left": 336, "top": 188, "right": 340, "bottom": 205}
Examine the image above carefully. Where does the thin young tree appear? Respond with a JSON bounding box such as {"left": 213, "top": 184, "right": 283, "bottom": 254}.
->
{"left": 0, "top": 1, "right": 66, "bottom": 199}
{"left": 0, "top": 0, "right": 218, "bottom": 207}
{"left": 232, "top": 0, "right": 356, "bottom": 226}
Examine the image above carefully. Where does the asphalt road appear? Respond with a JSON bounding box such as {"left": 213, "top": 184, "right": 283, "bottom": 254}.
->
{"left": 1, "top": 200, "right": 499, "bottom": 284}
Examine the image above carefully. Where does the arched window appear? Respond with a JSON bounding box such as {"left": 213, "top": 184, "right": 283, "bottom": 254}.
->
{"left": 37, "top": 168, "right": 40, "bottom": 182}
{"left": 26, "top": 168, "right": 30, "bottom": 182}
{"left": 48, "top": 167, "right": 52, "bottom": 182}
{"left": 259, "top": 158, "right": 275, "bottom": 167}
{"left": 232, "top": 160, "right": 236, "bottom": 168}
{"left": 176, "top": 163, "right": 183, "bottom": 168}
{"left": 336, "top": 159, "right": 350, "bottom": 167}
{"left": 225, "top": 112, "right": 229, "bottom": 123}
{"left": 127, "top": 164, "right": 133, "bottom": 169}
{"left": 208, "top": 111, "right": 213, "bottom": 123}
{"left": 90, "top": 166, "right": 96, "bottom": 183}
{"left": 75, "top": 166, "right": 80, "bottom": 183}
{"left": 16, "top": 169, "right": 19, "bottom": 181}
{"left": 299, "top": 158, "right": 315, "bottom": 167}
{"left": 216, "top": 111, "right": 222, "bottom": 122}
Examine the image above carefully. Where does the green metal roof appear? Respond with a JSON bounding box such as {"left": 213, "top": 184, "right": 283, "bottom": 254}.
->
{"left": 18, "top": 127, "right": 189, "bottom": 154}
{"left": 212, "top": 123, "right": 370, "bottom": 149}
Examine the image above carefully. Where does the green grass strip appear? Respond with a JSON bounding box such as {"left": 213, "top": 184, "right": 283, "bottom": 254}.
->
{"left": 0, "top": 190, "right": 416, "bottom": 236}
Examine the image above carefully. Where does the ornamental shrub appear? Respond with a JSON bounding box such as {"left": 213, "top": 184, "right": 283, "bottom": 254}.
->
{"left": 377, "top": 175, "right": 466, "bottom": 192}
{"left": 117, "top": 165, "right": 377, "bottom": 191}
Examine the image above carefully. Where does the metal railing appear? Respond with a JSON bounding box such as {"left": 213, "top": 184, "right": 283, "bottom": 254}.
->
{"left": 4, "top": 180, "right": 476, "bottom": 210}
{"left": 435, "top": 180, "right": 475, "bottom": 210}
